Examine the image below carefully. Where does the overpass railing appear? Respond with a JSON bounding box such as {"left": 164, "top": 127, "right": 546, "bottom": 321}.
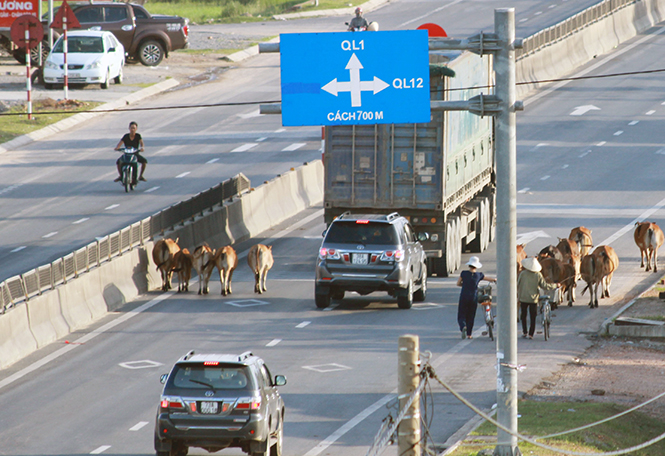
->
{"left": 0, "top": 173, "right": 251, "bottom": 313}
{"left": 517, "top": 0, "right": 635, "bottom": 60}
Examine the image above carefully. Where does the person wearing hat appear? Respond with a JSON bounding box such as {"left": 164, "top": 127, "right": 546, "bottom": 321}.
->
{"left": 456, "top": 256, "right": 496, "bottom": 339}
{"left": 518, "top": 257, "right": 559, "bottom": 339}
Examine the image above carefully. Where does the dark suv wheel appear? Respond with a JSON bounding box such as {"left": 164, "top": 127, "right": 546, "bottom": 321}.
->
{"left": 397, "top": 279, "right": 413, "bottom": 309}
{"left": 413, "top": 264, "right": 427, "bottom": 302}
{"left": 315, "top": 287, "right": 331, "bottom": 308}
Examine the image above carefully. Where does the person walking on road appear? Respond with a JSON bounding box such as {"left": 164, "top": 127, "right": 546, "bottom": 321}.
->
{"left": 518, "top": 257, "right": 559, "bottom": 339}
{"left": 456, "top": 256, "right": 496, "bottom": 339}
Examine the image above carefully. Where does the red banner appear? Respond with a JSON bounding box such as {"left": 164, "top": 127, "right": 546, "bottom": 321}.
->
{"left": 0, "top": 0, "right": 39, "bottom": 28}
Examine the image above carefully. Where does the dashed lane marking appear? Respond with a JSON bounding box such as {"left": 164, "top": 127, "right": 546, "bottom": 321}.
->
{"left": 42, "top": 232, "right": 58, "bottom": 238}
{"left": 73, "top": 218, "right": 89, "bottom": 224}
{"left": 105, "top": 204, "right": 120, "bottom": 210}
{"left": 266, "top": 339, "right": 281, "bottom": 347}
{"left": 282, "top": 143, "right": 306, "bottom": 151}
{"left": 647, "top": 110, "right": 656, "bottom": 115}
{"left": 629, "top": 120, "right": 639, "bottom": 126}
{"left": 144, "top": 186, "right": 160, "bottom": 193}
{"left": 614, "top": 130, "right": 623, "bottom": 136}
{"left": 540, "top": 175, "right": 550, "bottom": 180}
{"left": 296, "top": 321, "right": 311, "bottom": 328}
{"left": 596, "top": 141, "right": 606, "bottom": 146}
{"left": 517, "top": 188, "right": 530, "bottom": 194}
{"left": 231, "top": 143, "right": 258, "bottom": 153}
{"left": 10, "top": 246, "right": 26, "bottom": 253}
{"left": 176, "top": 172, "right": 190, "bottom": 178}
{"left": 206, "top": 158, "right": 219, "bottom": 164}
{"left": 90, "top": 446, "right": 111, "bottom": 454}
{"left": 129, "top": 421, "right": 149, "bottom": 431}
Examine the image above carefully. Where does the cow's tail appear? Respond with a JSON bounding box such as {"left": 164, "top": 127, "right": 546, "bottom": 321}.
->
{"left": 580, "top": 256, "right": 595, "bottom": 296}
{"left": 156, "top": 241, "right": 170, "bottom": 270}
{"left": 648, "top": 228, "right": 656, "bottom": 249}
{"left": 254, "top": 246, "right": 261, "bottom": 273}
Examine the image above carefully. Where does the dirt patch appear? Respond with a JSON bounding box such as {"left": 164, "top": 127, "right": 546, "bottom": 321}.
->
{"left": 527, "top": 294, "right": 665, "bottom": 420}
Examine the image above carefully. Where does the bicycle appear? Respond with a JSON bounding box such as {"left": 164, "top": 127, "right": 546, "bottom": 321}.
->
{"left": 477, "top": 284, "right": 494, "bottom": 341}
{"left": 538, "top": 293, "right": 553, "bottom": 341}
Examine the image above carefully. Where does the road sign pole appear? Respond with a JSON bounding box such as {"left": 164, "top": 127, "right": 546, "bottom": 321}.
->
{"left": 493, "top": 8, "right": 521, "bottom": 456}
{"left": 25, "top": 29, "right": 32, "bottom": 120}
{"left": 63, "top": 16, "right": 68, "bottom": 100}
{"left": 398, "top": 335, "right": 420, "bottom": 456}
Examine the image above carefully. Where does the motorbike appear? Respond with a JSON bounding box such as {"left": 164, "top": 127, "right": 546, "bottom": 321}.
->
{"left": 345, "top": 21, "right": 379, "bottom": 32}
{"left": 117, "top": 147, "right": 140, "bottom": 193}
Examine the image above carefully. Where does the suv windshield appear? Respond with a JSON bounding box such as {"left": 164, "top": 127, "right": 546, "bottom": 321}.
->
{"left": 325, "top": 221, "right": 398, "bottom": 244}
{"left": 170, "top": 363, "right": 254, "bottom": 390}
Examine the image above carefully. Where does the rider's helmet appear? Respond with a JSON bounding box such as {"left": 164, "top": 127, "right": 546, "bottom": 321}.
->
{"left": 355, "top": 7, "right": 362, "bottom": 15}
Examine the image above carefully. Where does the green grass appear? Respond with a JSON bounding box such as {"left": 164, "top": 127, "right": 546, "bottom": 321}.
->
{"left": 0, "top": 100, "right": 101, "bottom": 143}
{"left": 446, "top": 401, "right": 665, "bottom": 456}
{"left": 147, "top": 0, "right": 360, "bottom": 24}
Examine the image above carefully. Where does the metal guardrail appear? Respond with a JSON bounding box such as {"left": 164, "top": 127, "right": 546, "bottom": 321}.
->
{"left": 0, "top": 173, "right": 251, "bottom": 314}
{"left": 516, "top": 0, "right": 635, "bottom": 60}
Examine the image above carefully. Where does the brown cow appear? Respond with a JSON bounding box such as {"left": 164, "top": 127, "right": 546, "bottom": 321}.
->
{"left": 569, "top": 226, "right": 593, "bottom": 257}
{"left": 213, "top": 245, "right": 238, "bottom": 296}
{"left": 634, "top": 221, "right": 665, "bottom": 272}
{"left": 172, "top": 248, "right": 193, "bottom": 292}
{"left": 516, "top": 244, "right": 527, "bottom": 275}
{"left": 539, "top": 258, "right": 576, "bottom": 307}
{"left": 192, "top": 244, "right": 215, "bottom": 295}
{"left": 580, "top": 245, "right": 619, "bottom": 308}
{"left": 248, "top": 244, "right": 274, "bottom": 294}
{"left": 556, "top": 237, "right": 581, "bottom": 280}
{"left": 537, "top": 245, "right": 563, "bottom": 262}
{"left": 152, "top": 238, "right": 180, "bottom": 291}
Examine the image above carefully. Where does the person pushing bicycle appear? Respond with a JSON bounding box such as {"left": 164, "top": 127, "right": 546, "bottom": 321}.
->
{"left": 518, "top": 257, "right": 559, "bottom": 339}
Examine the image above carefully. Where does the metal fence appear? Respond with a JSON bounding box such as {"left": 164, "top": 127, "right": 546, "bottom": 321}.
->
{"left": 0, "top": 173, "right": 251, "bottom": 314}
{"left": 516, "top": 0, "right": 635, "bottom": 60}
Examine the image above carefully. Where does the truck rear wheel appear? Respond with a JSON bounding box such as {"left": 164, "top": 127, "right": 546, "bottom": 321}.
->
{"left": 138, "top": 40, "right": 165, "bottom": 66}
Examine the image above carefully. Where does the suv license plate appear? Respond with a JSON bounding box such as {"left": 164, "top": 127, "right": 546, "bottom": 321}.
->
{"left": 352, "top": 253, "right": 368, "bottom": 265}
{"left": 200, "top": 401, "right": 219, "bottom": 414}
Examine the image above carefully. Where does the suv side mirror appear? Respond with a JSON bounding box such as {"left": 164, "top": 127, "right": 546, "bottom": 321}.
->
{"left": 274, "top": 375, "right": 287, "bottom": 386}
{"left": 322, "top": 229, "right": 327, "bottom": 237}
{"left": 417, "top": 232, "right": 430, "bottom": 242}
{"left": 160, "top": 374, "right": 168, "bottom": 384}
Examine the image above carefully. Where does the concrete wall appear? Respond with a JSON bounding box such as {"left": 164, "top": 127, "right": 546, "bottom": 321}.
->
{"left": 0, "top": 161, "right": 324, "bottom": 370}
{"left": 517, "top": 0, "right": 665, "bottom": 98}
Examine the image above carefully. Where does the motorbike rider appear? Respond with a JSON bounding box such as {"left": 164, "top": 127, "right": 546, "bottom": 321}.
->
{"left": 114, "top": 121, "right": 147, "bottom": 184}
{"left": 348, "top": 7, "right": 369, "bottom": 31}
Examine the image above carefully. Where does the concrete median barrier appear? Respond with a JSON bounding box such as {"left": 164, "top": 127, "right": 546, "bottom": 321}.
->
{"left": 0, "top": 305, "right": 38, "bottom": 370}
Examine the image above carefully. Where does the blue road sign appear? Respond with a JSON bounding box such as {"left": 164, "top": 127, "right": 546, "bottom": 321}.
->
{"left": 280, "top": 30, "right": 430, "bottom": 126}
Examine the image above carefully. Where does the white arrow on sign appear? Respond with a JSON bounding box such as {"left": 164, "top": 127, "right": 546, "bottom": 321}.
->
{"left": 570, "top": 105, "right": 600, "bottom": 116}
{"left": 516, "top": 230, "right": 551, "bottom": 245}
{"left": 321, "top": 53, "right": 389, "bottom": 107}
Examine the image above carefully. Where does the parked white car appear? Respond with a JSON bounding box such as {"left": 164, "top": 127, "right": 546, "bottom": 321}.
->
{"left": 43, "top": 30, "right": 125, "bottom": 90}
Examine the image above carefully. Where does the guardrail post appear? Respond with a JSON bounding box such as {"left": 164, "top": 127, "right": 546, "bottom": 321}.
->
{"left": 398, "top": 335, "right": 420, "bottom": 456}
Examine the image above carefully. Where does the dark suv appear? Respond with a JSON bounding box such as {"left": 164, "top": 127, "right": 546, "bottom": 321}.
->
{"left": 155, "top": 351, "right": 287, "bottom": 456}
{"left": 315, "top": 212, "right": 428, "bottom": 309}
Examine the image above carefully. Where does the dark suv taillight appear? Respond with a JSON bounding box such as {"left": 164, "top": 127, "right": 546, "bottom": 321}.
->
{"left": 235, "top": 398, "right": 261, "bottom": 411}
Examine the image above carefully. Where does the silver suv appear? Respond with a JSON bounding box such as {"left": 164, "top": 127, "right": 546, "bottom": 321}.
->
{"left": 154, "top": 351, "right": 286, "bottom": 456}
{"left": 315, "top": 212, "right": 428, "bottom": 309}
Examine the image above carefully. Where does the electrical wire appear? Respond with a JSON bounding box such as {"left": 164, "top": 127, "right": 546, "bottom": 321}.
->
{"left": 3, "top": 66, "right": 665, "bottom": 117}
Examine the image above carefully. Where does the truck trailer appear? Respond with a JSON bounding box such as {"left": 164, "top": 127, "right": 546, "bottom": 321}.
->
{"left": 322, "top": 51, "right": 496, "bottom": 277}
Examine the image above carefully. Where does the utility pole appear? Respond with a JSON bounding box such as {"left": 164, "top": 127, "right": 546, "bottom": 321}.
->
{"left": 493, "top": 8, "right": 521, "bottom": 456}
{"left": 398, "top": 335, "right": 420, "bottom": 456}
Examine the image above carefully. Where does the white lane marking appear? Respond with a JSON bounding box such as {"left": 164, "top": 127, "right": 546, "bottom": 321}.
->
{"left": 534, "top": 11, "right": 542, "bottom": 15}
{"left": 517, "top": 188, "right": 530, "bottom": 194}
{"left": 274, "top": 128, "right": 286, "bottom": 133}
{"left": 231, "top": 143, "right": 258, "bottom": 153}
{"left": 529, "top": 143, "right": 549, "bottom": 152}
{"left": 73, "top": 218, "right": 89, "bottom": 224}
{"left": 303, "top": 395, "right": 394, "bottom": 456}
{"left": 540, "top": 175, "right": 550, "bottom": 181}
{"left": 303, "top": 363, "right": 352, "bottom": 373}
{"left": 256, "top": 137, "right": 268, "bottom": 142}
{"left": 42, "top": 232, "right": 58, "bottom": 238}
{"left": 105, "top": 204, "right": 120, "bottom": 210}
{"left": 282, "top": 143, "right": 306, "bottom": 151}
{"left": 296, "top": 321, "right": 311, "bottom": 328}
{"left": 266, "top": 339, "right": 282, "bottom": 347}
{"left": 602, "top": 196, "right": 665, "bottom": 246}
{"left": 90, "top": 446, "right": 111, "bottom": 454}
{"left": 629, "top": 120, "right": 639, "bottom": 126}
{"left": 548, "top": 4, "right": 556, "bottom": 7}
{"left": 176, "top": 172, "right": 191, "bottom": 179}
{"left": 561, "top": 164, "right": 569, "bottom": 169}
{"left": 0, "top": 292, "right": 174, "bottom": 392}
{"left": 519, "top": 18, "right": 528, "bottom": 22}
{"left": 11, "top": 246, "right": 27, "bottom": 253}
{"left": 579, "top": 151, "right": 590, "bottom": 158}
{"left": 206, "top": 158, "right": 219, "bottom": 164}
{"left": 238, "top": 109, "right": 261, "bottom": 119}
{"left": 398, "top": 0, "right": 464, "bottom": 27}
{"left": 119, "top": 360, "right": 163, "bottom": 369}
{"left": 656, "top": 148, "right": 665, "bottom": 155}
{"left": 614, "top": 130, "right": 623, "bottom": 136}
{"left": 516, "top": 230, "right": 551, "bottom": 244}
{"left": 570, "top": 105, "right": 600, "bottom": 116}
{"left": 129, "top": 421, "right": 149, "bottom": 432}
{"left": 647, "top": 110, "right": 656, "bottom": 115}
{"left": 144, "top": 186, "right": 160, "bottom": 193}
{"left": 0, "top": 183, "right": 23, "bottom": 195}
{"left": 596, "top": 141, "right": 606, "bottom": 146}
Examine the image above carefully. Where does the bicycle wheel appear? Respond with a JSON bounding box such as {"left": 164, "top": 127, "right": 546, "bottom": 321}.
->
{"left": 488, "top": 320, "right": 494, "bottom": 341}
{"left": 543, "top": 305, "right": 551, "bottom": 341}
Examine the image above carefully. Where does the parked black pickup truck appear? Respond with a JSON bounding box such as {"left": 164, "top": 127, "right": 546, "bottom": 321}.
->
{"left": 1, "top": 2, "right": 189, "bottom": 66}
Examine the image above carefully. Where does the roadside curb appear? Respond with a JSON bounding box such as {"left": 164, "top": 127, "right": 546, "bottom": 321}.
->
{"left": 0, "top": 78, "right": 180, "bottom": 155}
{"left": 223, "top": 36, "right": 280, "bottom": 63}
{"left": 273, "top": 0, "right": 390, "bottom": 21}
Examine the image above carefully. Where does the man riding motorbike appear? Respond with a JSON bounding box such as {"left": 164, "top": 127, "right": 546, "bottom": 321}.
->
{"left": 114, "top": 121, "right": 147, "bottom": 184}
{"left": 348, "top": 7, "right": 369, "bottom": 31}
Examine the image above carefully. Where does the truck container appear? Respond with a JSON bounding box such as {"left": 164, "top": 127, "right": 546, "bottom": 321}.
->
{"left": 323, "top": 51, "right": 496, "bottom": 277}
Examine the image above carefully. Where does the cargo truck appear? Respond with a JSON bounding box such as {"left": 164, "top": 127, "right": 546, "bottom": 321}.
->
{"left": 322, "top": 51, "right": 496, "bottom": 277}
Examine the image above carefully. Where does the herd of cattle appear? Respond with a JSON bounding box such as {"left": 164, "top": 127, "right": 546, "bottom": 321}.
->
{"left": 517, "top": 222, "right": 664, "bottom": 308}
{"left": 151, "top": 238, "right": 274, "bottom": 295}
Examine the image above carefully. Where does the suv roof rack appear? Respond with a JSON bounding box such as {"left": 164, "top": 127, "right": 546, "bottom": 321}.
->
{"left": 336, "top": 211, "right": 352, "bottom": 220}
{"left": 238, "top": 351, "right": 253, "bottom": 362}
{"left": 182, "top": 350, "right": 196, "bottom": 360}
{"left": 386, "top": 212, "right": 400, "bottom": 221}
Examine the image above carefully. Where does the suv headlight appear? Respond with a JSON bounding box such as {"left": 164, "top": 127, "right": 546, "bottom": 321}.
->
{"left": 45, "top": 60, "right": 58, "bottom": 70}
{"left": 86, "top": 59, "right": 103, "bottom": 69}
